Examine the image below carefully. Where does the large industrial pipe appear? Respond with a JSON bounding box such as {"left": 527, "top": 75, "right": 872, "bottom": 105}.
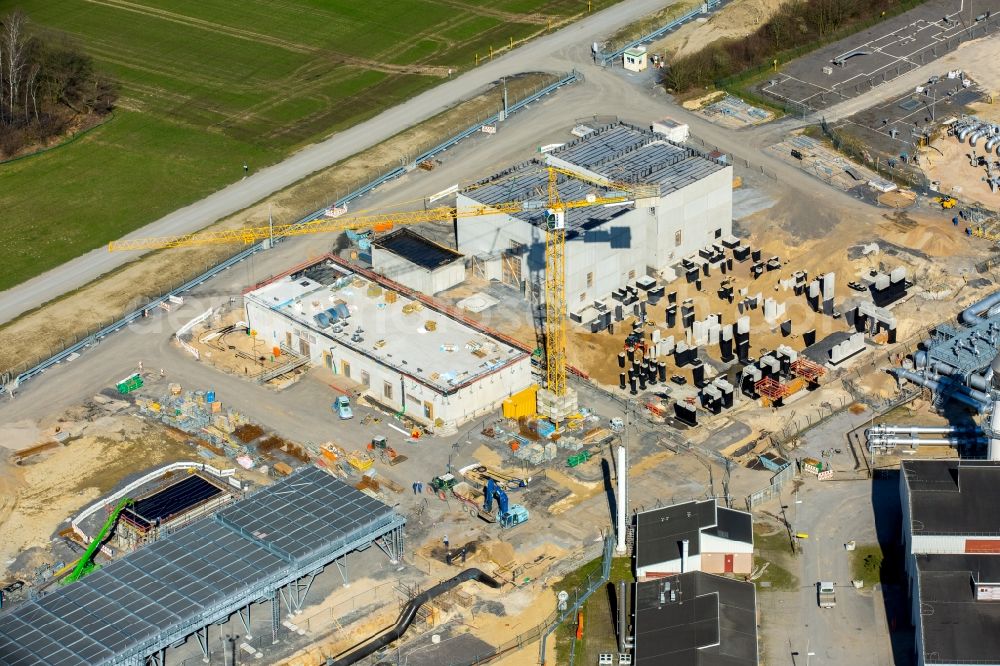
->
{"left": 328, "top": 568, "right": 501, "bottom": 666}
{"left": 987, "top": 135, "right": 1000, "bottom": 154}
{"left": 890, "top": 368, "right": 989, "bottom": 412}
{"left": 961, "top": 290, "right": 1000, "bottom": 325}
{"left": 616, "top": 444, "right": 628, "bottom": 553}
{"left": 971, "top": 130, "right": 987, "bottom": 147}
{"left": 960, "top": 125, "right": 976, "bottom": 141}
{"left": 866, "top": 424, "right": 979, "bottom": 436}
{"left": 867, "top": 436, "right": 987, "bottom": 446}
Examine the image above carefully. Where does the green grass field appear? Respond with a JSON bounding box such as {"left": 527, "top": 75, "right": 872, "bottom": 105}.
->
{"left": 0, "top": 0, "right": 617, "bottom": 292}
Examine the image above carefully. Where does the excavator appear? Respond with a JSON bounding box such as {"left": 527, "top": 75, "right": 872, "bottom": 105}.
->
{"left": 483, "top": 478, "right": 529, "bottom": 528}
{"left": 60, "top": 497, "right": 133, "bottom": 586}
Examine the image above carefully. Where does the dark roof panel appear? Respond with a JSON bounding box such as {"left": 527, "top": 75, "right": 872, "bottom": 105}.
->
{"left": 374, "top": 228, "right": 463, "bottom": 270}
{"left": 915, "top": 554, "right": 1000, "bottom": 664}
{"left": 635, "top": 500, "right": 716, "bottom": 567}
{"left": 634, "top": 572, "right": 757, "bottom": 666}
{"left": 903, "top": 461, "right": 1000, "bottom": 535}
{"left": 704, "top": 507, "right": 753, "bottom": 545}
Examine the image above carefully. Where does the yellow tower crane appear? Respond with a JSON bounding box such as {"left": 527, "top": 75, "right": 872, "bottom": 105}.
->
{"left": 109, "top": 166, "right": 657, "bottom": 423}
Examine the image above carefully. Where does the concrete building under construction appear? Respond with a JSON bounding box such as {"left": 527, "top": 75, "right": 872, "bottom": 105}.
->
{"left": 456, "top": 122, "right": 733, "bottom": 314}
{"left": 244, "top": 256, "right": 532, "bottom": 430}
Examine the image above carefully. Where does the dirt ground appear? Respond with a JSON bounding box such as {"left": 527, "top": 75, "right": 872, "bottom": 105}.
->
{"left": 0, "top": 72, "right": 557, "bottom": 379}
{"left": 920, "top": 133, "right": 1000, "bottom": 209}
{"left": 0, "top": 410, "right": 208, "bottom": 578}
{"left": 651, "top": 0, "right": 792, "bottom": 60}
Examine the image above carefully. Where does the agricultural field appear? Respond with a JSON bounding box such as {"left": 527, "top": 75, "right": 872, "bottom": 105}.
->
{"left": 0, "top": 0, "right": 615, "bottom": 292}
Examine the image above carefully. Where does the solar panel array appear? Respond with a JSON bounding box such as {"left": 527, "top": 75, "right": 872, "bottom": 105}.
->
{"left": 0, "top": 467, "right": 399, "bottom": 666}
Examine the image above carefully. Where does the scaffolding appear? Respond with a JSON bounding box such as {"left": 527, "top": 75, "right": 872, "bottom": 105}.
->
{"left": 755, "top": 377, "right": 788, "bottom": 406}
{"left": 791, "top": 358, "right": 826, "bottom": 383}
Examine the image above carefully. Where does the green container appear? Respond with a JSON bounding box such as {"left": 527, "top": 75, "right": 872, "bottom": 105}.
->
{"left": 116, "top": 373, "right": 144, "bottom": 395}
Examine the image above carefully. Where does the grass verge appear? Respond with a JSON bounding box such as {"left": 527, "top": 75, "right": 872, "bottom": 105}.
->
{"left": 754, "top": 524, "right": 800, "bottom": 592}
{"left": 0, "top": 72, "right": 557, "bottom": 377}
{"left": 2, "top": 0, "right": 620, "bottom": 290}
{"left": 553, "top": 556, "right": 632, "bottom": 665}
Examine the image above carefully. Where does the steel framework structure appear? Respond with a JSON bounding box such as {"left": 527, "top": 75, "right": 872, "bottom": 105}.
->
{"left": 0, "top": 467, "right": 405, "bottom": 666}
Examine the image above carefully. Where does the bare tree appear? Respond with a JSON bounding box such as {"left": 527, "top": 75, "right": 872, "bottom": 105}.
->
{"left": 24, "top": 60, "right": 39, "bottom": 123}
{"left": 2, "top": 10, "right": 28, "bottom": 127}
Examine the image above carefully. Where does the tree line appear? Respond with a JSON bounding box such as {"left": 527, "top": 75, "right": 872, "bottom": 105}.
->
{"left": 1, "top": 10, "right": 117, "bottom": 158}
{"left": 662, "top": 0, "right": 925, "bottom": 92}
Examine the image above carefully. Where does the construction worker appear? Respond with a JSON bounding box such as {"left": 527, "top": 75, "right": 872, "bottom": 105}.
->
{"left": 443, "top": 534, "right": 449, "bottom": 550}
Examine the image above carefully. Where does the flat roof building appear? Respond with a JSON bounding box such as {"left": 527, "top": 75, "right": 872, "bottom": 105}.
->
{"left": 372, "top": 228, "right": 465, "bottom": 295}
{"left": 244, "top": 255, "right": 532, "bottom": 431}
{"left": 634, "top": 572, "right": 758, "bottom": 666}
{"left": 456, "top": 122, "right": 732, "bottom": 322}
{"left": 900, "top": 460, "right": 1000, "bottom": 665}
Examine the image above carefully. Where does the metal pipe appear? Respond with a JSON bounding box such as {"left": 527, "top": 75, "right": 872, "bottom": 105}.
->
{"left": 987, "top": 135, "right": 1000, "bottom": 153}
{"left": 866, "top": 424, "right": 977, "bottom": 436}
{"left": 890, "top": 368, "right": 989, "bottom": 412}
{"left": 961, "top": 290, "right": 1000, "bottom": 325}
{"left": 971, "top": 130, "right": 987, "bottom": 146}
{"left": 867, "top": 436, "right": 986, "bottom": 446}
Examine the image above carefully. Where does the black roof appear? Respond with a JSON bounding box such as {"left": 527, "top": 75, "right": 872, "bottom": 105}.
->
{"left": 635, "top": 501, "right": 753, "bottom": 568}
{"left": 123, "top": 475, "right": 225, "bottom": 530}
{"left": 903, "top": 460, "right": 1000, "bottom": 535}
{"left": 636, "top": 500, "right": 716, "bottom": 567}
{"left": 915, "top": 554, "right": 1000, "bottom": 664}
{"left": 374, "top": 228, "right": 463, "bottom": 270}
{"left": 634, "top": 572, "right": 758, "bottom": 666}
{"left": 704, "top": 508, "right": 753, "bottom": 545}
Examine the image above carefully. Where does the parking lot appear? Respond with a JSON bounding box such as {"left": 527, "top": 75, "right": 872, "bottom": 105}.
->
{"left": 758, "top": 0, "right": 1000, "bottom": 111}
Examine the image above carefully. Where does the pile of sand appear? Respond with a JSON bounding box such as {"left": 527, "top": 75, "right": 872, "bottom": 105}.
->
{"left": 654, "top": 0, "right": 792, "bottom": 60}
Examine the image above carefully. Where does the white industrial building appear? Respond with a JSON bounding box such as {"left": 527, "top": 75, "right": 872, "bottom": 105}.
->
{"left": 900, "top": 460, "right": 1000, "bottom": 665}
{"left": 634, "top": 499, "right": 754, "bottom": 579}
{"left": 244, "top": 256, "right": 532, "bottom": 430}
{"left": 456, "top": 122, "right": 732, "bottom": 318}
{"left": 371, "top": 228, "right": 465, "bottom": 296}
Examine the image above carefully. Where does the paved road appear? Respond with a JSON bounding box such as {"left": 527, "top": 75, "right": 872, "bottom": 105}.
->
{"left": 0, "top": 0, "right": 677, "bottom": 325}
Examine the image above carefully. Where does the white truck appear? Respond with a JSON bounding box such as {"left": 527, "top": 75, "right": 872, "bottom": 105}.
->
{"left": 817, "top": 581, "right": 836, "bottom": 608}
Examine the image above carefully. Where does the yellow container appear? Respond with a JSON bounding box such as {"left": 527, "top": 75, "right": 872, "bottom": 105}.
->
{"left": 502, "top": 384, "right": 538, "bottom": 418}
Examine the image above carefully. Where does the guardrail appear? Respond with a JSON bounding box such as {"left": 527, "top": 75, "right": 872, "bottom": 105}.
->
{"left": 597, "top": 0, "right": 723, "bottom": 66}
{"left": 1, "top": 70, "right": 582, "bottom": 397}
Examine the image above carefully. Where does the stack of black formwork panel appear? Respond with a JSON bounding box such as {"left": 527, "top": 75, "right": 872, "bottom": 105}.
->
{"left": 807, "top": 278, "right": 822, "bottom": 312}
{"left": 666, "top": 304, "right": 677, "bottom": 327}
{"left": 765, "top": 256, "right": 782, "bottom": 272}
{"left": 803, "top": 329, "right": 817, "bottom": 346}
{"left": 674, "top": 400, "right": 697, "bottom": 426}
{"left": 681, "top": 300, "right": 696, "bottom": 329}
{"left": 657, "top": 360, "right": 667, "bottom": 382}
{"left": 792, "top": 271, "right": 809, "bottom": 296}
{"left": 742, "top": 364, "right": 762, "bottom": 397}
{"left": 682, "top": 258, "right": 699, "bottom": 283}
{"left": 759, "top": 355, "right": 781, "bottom": 380}
{"left": 614, "top": 303, "right": 624, "bottom": 321}
{"left": 719, "top": 379, "right": 735, "bottom": 409}
{"left": 733, "top": 244, "right": 751, "bottom": 262}
{"left": 691, "top": 360, "right": 706, "bottom": 387}
{"left": 780, "top": 319, "right": 792, "bottom": 337}
{"left": 870, "top": 267, "right": 908, "bottom": 307}
{"left": 821, "top": 272, "right": 835, "bottom": 315}
{"left": 775, "top": 347, "right": 795, "bottom": 376}
{"left": 736, "top": 316, "right": 751, "bottom": 362}
{"left": 751, "top": 261, "right": 765, "bottom": 278}
{"left": 611, "top": 287, "right": 627, "bottom": 302}
{"left": 720, "top": 324, "right": 735, "bottom": 362}
{"left": 718, "top": 281, "right": 735, "bottom": 303}
{"left": 647, "top": 285, "right": 665, "bottom": 305}
{"left": 674, "top": 342, "right": 696, "bottom": 367}
{"left": 851, "top": 306, "right": 868, "bottom": 333}
{"left": 636, "top": 276, "right": 657, "bottom": 292}
{"left": 721, "top": 236, "right": 741, "bottom": 250}
{"left": 751, "top": 249, "right": 762, "bottom": 263}
{"left": 701, "top": 383, "right": 723, "bottom": 414}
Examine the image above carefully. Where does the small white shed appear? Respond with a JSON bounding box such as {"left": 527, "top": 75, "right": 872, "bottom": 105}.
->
{"left": 623, "top": 46, "right": 648, "bottom": 72}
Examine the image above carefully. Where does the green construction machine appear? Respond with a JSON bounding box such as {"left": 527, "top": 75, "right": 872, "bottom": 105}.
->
{"left": 61, "top": 497, "right": 133, "bottom": 586}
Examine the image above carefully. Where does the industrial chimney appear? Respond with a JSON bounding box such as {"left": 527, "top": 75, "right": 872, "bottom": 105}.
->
{"left": 616, "top": 444, "right": 628, "bottom": 553}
